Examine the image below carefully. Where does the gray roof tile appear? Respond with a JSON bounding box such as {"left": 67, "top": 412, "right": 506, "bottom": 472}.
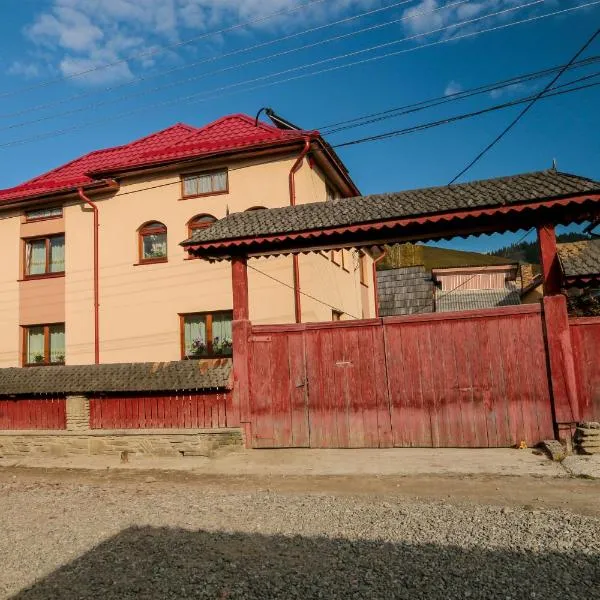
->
{"left": 435, "top": 289, "right": 521, "bottom": 312}
{"left": 0, "top": 359, "right": 232, "bottom": 396}
{"left": 377, "top": 266, "right": 433, "bottom": 317}
{"left": 558, "top": 239, "right": 600, "bottom": 278}
{"left": 182, "top": 170, "right": 599, "bottom": 246}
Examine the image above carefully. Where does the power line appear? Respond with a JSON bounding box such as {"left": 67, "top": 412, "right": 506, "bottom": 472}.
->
{"left": 0, "top": 0, "right": 583, "bottom": 150}
{"left": 0, "top": 0, "right": 465, "bottom": 133}
{"left": 448, "top": 26, "right": 600, "bottom": 184}
{"left": 332, "top": 74, "right": 600, "bottom": 148}
{"left": 0, "top": 0, "right": 419, "bottom": 120}
{"left": 319, "top": 55, "right": 600, "bottom": 134}
{"left": 0, "top": 0, "right": 330, "bottom": 98}
{"left": 247, "top": 262, "right": 362, "bottom": 320}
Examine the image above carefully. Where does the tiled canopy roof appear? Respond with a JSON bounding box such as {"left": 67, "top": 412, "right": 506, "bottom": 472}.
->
{"left": 558, "top": 239, "right": 600, "bottom": 278}
{"left": 0, "top": 115, "right": 313, "bottom": 204}
{"left": 0, "top": 359, "right": 231, "bottom": 396}
{"left": 182, "top": 170, "right": 600, "bottom": 249}
{"left": 435, "top": 288, "right": 522, "bottom": 313}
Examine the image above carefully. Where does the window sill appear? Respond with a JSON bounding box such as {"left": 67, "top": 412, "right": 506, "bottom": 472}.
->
{"left": 19, "top": 272, "right": 65, "bottom": 282}
{"left": 179, "top": 190, "right": 229, "bottom": 201}
{"left": 23, "top": 362, "right": 65, "bottom": 368}
{"left": 134, "top": 258, "right": 168, "bottom": 266}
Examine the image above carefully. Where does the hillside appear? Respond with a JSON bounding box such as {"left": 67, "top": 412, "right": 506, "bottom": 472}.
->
{"left": 493, "top": 232, "right": 591, "bottom": 263}
{"left": 378, "top": 243, "right": 513, "bottom": 271}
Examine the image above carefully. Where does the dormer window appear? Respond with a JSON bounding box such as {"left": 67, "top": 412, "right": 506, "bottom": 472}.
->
{"left": 182, "top": 170, "right": 228, "bottom": 198}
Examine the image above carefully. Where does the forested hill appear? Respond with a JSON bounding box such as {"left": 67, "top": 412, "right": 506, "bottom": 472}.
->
{"left": 492, "top": 233, "right": 591, "bottom": 263}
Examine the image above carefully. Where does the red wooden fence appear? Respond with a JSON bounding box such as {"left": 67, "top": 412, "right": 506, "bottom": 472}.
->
{"left": 570, "top": 317, "right": 600, "bottom": 422}
{"left": 0, "top": 398, "right": 66, "bottom": 430}
{"left": 248, "top": 305, "right": 556, "bottom": 448}
{"left": 89, "top": 392, "right": 231, "bottom": 429}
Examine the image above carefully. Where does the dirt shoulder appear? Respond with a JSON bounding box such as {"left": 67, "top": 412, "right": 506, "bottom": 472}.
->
{"left": 1, "top": 466, "right": 599, "bottom": 516}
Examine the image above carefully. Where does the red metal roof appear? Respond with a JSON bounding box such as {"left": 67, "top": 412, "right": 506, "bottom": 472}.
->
{"left": 0, "top": 114, "right": 314, "bottom": 204}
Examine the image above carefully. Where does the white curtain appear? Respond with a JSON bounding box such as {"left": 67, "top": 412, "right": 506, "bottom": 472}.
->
{"left": 212, "top": 171, "right": 227, "bottom": 192}
{"left": 183, "top": 171, "right": 227, "bottom": 196}
{"left": 183, "top": 177, "right": 198, "bottom": 196}
{"left": 27, "top": 327, "right": 45, "bottom": 363}
{"left": 27, "top": 240, "right": 46, "bottom": 275}
{"left": 49, "top": 326, "right": 65, "bottom": 363}
{"left": 50, "top": 236, "right": 65, "bottom": 273}
{"left": 184, "top": 316, "right": 207, "bottom": 357}
{"left": 212, "top": 313, "right": 233, "bottom": 356}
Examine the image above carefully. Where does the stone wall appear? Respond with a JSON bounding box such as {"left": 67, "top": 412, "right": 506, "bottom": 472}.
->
{"left": 66, "top": 396, "right": 90, "bottom": 431}
{"left": 0, "top": 429, "right": 243, "bottom": 458}
{"left": 575, "top": 422, "right": 600, "bottom": 454}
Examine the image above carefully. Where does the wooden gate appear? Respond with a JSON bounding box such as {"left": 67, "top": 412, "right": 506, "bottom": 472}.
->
{"left": 570, "top": 317, "right": 600, "bottom": 422}
{"left": 247, "top": 305, "right": 556, "bottom": 448}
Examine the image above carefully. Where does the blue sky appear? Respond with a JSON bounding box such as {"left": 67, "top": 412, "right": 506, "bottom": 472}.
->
{"left": 1, "top": 0, "right": 599, "bottom": 252}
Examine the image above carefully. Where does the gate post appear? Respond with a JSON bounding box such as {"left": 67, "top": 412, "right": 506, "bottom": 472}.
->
{"left": 231, "top": 255, "right": 252, "bottom": 445}
{"left": 537, "top": 224, "right": 580, "bottom": 442}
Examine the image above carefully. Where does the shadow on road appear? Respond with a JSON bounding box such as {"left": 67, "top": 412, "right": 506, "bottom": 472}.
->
{"left": 12, "top": 526, "right": 598, "bottom": 599}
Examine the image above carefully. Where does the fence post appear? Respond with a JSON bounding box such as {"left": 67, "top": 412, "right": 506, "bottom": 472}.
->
{"left": 537, "top": 224, "right": 580, "bottom": 441}
{"left": 231, "top": 255, "right": 251, "bottom": 443}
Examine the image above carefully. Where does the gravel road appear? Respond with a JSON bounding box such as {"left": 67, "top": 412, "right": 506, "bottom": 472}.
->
{"left": 1, "top": 477, "right": 599, "bottom": 599}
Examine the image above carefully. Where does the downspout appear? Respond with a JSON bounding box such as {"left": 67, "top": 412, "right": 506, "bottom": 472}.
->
{"left": 78, "top": 188, "right": 100, "bottom": 364}
{"left": 372, "top": 248, "right": 388, "bottom": 318}
{"left": 288, "top": 137, "right": 312, "bottom": 323}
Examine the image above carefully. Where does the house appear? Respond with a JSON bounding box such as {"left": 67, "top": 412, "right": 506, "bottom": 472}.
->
{"left": 376, "top": 244, "right": 521, "bottom": 316}
{"left": 558, "top": 238, "right": 600, "bottom": 316}
{"left": 0, "top": 113, "right": 374, "bottom": 368}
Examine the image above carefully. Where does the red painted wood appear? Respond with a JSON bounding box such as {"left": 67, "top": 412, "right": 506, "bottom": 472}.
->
{"left": 88, "top": 393, "right": 231, "bottom": 429}
{"left": 536, "top": 224, "right": 562, "bottom": 295}
{"left": 247, "top": 336, "right": 275, "bottom": 447}
{"left": 0, "top": 397, "right": 66, "bottom": 430}
{"left": 543, "top": 295, "right": 580, "bottom": 424}
{"left": 570, "top": 317, "right": 600, "bottom": 422}
{"left": 288, "top": 332, "right": 309, "bottom": 447}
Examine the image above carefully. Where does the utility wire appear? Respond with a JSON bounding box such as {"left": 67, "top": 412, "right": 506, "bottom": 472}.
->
{"left": 448, "top": 26, "right": 600, "bottom": 184}
{"left": 332, "top": 74, "right": 600, "bottom": 148}
{"left": 0, "top": 0, "right": 584, "bottom": 150}
{"left": 0, "top": 0, "right": 330, "bottom": 98}
{"left": 247, "top": 262, "right": 362, "bottom": 320}
{"left": 0, "top": 0, "right": 466, "bottom": 133}
{"left": 0, "top": 0, "right": 419, "bottom": 120}
{"left": 320, "top": 55, "right": 600, "bottom": 134}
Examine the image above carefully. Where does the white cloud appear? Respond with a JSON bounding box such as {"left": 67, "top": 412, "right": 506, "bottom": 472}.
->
{"left": 13, "top": 0, "right": 377, "bottom": 86}
{"left": 7, "top": 61, "right": 41, "bottom": 79}
{"left": 444, "top": 79, "right": 463, "bottom": 96}
{"left": 489, "top": 81, "right": 539, "bottom": 99}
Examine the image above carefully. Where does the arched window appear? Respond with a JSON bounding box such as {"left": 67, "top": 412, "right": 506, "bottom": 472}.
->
{"left": 245, "top": 206, "right": 267, "bottom": 212}
{"left": 187, "top": 214, "right": 217, "bottom": 237}
{"left": 138, "top": 221, "right": 167, "bottom": 263}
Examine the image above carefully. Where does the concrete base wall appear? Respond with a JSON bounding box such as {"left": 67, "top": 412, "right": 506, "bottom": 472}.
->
{"left": 0, "top": 428, "right": 243, "bottom": 458}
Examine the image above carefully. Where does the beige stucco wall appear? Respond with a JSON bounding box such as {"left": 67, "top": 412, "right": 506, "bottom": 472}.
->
{"left": 0, "top": 151, "right": 375, "bottom": 367}
{"left": 0, "top": 210, "right": 21, "bottom": 367}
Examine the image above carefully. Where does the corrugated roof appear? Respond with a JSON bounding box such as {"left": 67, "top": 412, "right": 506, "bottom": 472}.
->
{"left": 377, "top": 266, "right": 433, "bottom": 316}
{"left": 0, "top": 359, "right": 231, "bottom": 396}
{"left": 435, "top": 288, "right": 521, "bottom": 312}
{"left": 557, "top": 239, "right": 600, "bottom": 278}
{"left": 182, "top": 170, "right": 600, "bottom": 247}
{"left": 0, "top": 115, "right": 312, "bottom": 204}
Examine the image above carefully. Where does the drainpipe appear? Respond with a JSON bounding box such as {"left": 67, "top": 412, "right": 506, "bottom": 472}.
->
{"left": 372, "top": 248, "right": 388, "bottom": 318}
{"left": 288, "top": 137, "right": 312, "bottom": 323}
{"left": 78, "top": 188, "right": 100, "bottom": 364}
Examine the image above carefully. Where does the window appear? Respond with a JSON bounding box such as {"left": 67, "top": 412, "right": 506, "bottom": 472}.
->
{"left": 23, "top": 323, "right": 65, "bottom": 365}
{"left": 181, "top": 311, "right": 233, "bottom": 359}
{"left": 25, "top": 234, "right": 65, "bottom": 277}
{"left": 182, "top": 170, "right": 228, "bottom": 198}
{"left": 188, "top": 214, "right": 217, "bottom": 237}
{"left": 25, "top": 206, "right": 62, "bottom": 221}
{"left": 138, "top": 221, "right": 167, "bottom": 263}
{"left": 332, "top": 310, "right": 343, "bottom": 321}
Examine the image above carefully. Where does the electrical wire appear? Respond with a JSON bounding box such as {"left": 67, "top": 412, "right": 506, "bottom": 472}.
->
{"left": 0, "top": 0, "right": 420, "bottom": 120}
{"left": 448, "top": 26, "right": 600, "bottom": 184}
{"left": 0, "top": 0, "right": 330, "bottom": 98}
{"left": 0, "top": 0, "right": 566, "bottom": 150}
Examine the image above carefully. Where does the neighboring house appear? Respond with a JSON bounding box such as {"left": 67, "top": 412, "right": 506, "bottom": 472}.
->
{"left": 376, "top": 244, "right": 520, "bottom": 315}
{"left": 0, "top": 113, "right": 374, "bottom": 368}
{"left": 558, "top": 238, "right": 600, "bottom": 316}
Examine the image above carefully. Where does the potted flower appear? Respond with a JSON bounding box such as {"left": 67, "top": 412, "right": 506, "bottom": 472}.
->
{"left": 189, "top": 337, "right": 206, "bottom": 358}
{"left": 33, "top": 353, "right": 44, "bottom": 364}
{"left": 213, "top": 337, "right": 233, "bottom": 355}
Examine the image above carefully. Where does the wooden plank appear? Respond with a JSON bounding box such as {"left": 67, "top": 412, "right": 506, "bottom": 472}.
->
{"left": 269, "top": 333, "right": 293, "bottom": 447}
{"left": 331, "top": 328, "right": 349, "bottom": 448}
{"left": 374, "top": 323, "right": 393, "bottom": 448}
{"left": 343, "top": 326, "right": 364, "bottom": 448}
{"left": 287, "top": 331, "right": 310, "bottom": 447}
{"left": 248, "top": 337, "right": 274, "bottom": 447}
